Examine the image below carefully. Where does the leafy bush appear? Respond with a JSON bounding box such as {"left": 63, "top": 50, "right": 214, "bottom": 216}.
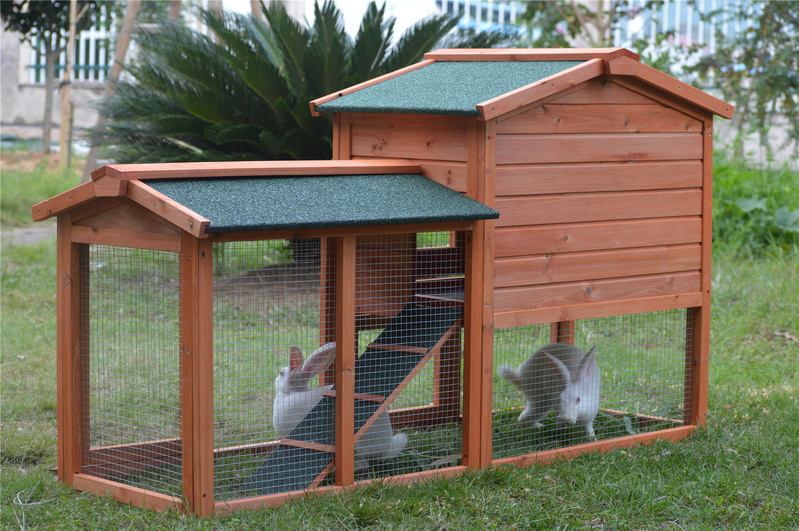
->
{"left": 713, "top": 153, "right": 799, "bottom": 257}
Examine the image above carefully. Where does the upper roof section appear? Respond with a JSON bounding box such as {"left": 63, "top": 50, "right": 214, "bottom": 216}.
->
{"left": 311, "top": 48, "right": 733, "bottom": 121}
{"left": 32, "top": 160, "right": 498, "bottom": 237}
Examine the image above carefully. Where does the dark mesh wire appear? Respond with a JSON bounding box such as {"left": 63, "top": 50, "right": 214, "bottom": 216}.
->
{"left": 492, "top": 309, "right": 692, "bottom": 460}
{"left": 81, "top": 245, "right": 182, "bottom": 496}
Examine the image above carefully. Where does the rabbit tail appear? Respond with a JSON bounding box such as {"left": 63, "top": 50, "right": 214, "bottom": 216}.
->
{"left": 499, "top": 364, "right": 523, "bottom": 390}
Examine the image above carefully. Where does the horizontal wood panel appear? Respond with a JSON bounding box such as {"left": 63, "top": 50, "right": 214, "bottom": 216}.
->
{"left": 496, "top": 104, "right": 703, "bottom": 135}
{"left": 495, "top": 217, "right": 702, "bottom": 257}
{"left": 494, "top": 245, "right": 701, "bottom": 288}
{"left": 351, "top": 121, "right": 470, "bottom": 161}
{"left": 496, "top": 190, "right": 702, "bottom": 227}
{"left": 71, "top": 225, "right": 181, "bottom": 253}
{"left": 545, "top": 80, "right": 656, "bottom": 106}
{"left": 495, "top": 161, "right": 702, "bottom": 196}
{"left": 495, "top": 293, "right": 703, "bottom": 329}
{"left": 351, "top": 157, "right": 468, "bottom": 193}
{"left": 494, "top": 272, "right": 701, "bottom": 314}
{"left": 496, "top": 133, "right": 703, "bottom": 164}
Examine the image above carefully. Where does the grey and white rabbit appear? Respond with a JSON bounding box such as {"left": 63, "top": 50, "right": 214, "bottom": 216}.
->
{"left": 499, "top": 342, "right": 600, "bottom": 439}
{"left": 272, "top": 342, "right": 407, "bottom": 469}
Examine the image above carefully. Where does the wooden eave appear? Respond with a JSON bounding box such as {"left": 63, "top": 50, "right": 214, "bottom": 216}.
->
{"left": 32, "top": 159, "right": 424, "bottom": 239}
{"left": 310, "top": 47, "right": 733, "bottom": 121}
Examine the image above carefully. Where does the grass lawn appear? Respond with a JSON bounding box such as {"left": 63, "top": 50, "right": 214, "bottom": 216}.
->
{"left": 1, "top": 153, "right": 797, "bottom": 529}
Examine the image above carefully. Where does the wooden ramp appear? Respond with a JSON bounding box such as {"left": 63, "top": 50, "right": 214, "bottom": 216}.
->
{"left": 247, "top": 303, "right": 463, "bottom": 495}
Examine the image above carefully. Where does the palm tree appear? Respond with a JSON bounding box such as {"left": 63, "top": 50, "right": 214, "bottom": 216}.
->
{"left": 93, "top": 0, "right": 516, "bottom": 164}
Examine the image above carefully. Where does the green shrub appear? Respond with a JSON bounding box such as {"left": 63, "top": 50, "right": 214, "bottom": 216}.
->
{"left": 713, "top": 153, "right": 799, "bottom": 257}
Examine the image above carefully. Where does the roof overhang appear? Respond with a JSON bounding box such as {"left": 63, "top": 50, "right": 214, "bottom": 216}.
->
{"left": 310, "top": 47, "right": 733, "bottom": 121}
{"left": 32, "top": 159, "right": 498, "bottom": 237}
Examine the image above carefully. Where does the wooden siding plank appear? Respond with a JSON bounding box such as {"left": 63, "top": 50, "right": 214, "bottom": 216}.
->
{"left": 609, "top": 77, "right": 707, "bottom": 122}
{"left": 350, "top": 157, "right": 468, "bottom": 193}
{"left": 495, "top": 161, "right": 702, "bottom": 196}
{"left": 495, "top": 217, "right": 702, "bottom": 257}
{"left": 496, "top": 104, "right": 703, "bottom": 134}
{"left": 494, "top": 293, "right": 703, "bottom": 329}
{"left": 543, "top": 79, "right": 656, "bottom": 106}
{"left": 92, "top": 159, "right": 422, "bottom": 181}
{"left": 350, "top": 121, "right": 469, "bottom": 162}
{"left": 494, "top": 272, "right": 701, "bottom": 314}
{"left": 71, "top": 226, "right": 181, "bottom": 253}
{"left": 496, "top": 190, "right": 702, "bottom": 227}
{"left": 495, "top": 245, "right": 701, "bottom": 288}
{"left": 73, "top": 200, "right": 183, "bottom": 236}
{"left": 608, "top": 56, "right": 734, "bottom": 119}
{"left": 496, "top": 133, "right": 703, "bottom": 164}
{"left": 477, "top": 59, "right": 605, "bottom": 121}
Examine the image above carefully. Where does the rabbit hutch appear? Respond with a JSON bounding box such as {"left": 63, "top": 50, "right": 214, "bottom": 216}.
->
{"left": 32, "top": 159, "right": 499, "bottom": 514}
{"left": 33, "top": 47, "right": 733, "bottom": 516}
{"left": 310, "top": 48, "right": 732, "bottom": 469}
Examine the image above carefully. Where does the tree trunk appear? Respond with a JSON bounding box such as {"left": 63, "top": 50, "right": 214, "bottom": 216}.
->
{"left": 82, "top": 0, "right": 141, "bottom": 182}
{"left": 42, "top": 47, "right": 59, "bottom": 155}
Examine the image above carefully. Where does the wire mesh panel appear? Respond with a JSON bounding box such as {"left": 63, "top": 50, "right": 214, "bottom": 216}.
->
{"left": 80, "top": 245, "right": 182, "bottom": 497}
{"left": 212, "top": 239, "right": 330, "bottom": 501}
{"left": 492, "top": 309, "right": 692, "bottom": 460}
{"left": 351, "top": 233, "right": 465, "bottom": 481}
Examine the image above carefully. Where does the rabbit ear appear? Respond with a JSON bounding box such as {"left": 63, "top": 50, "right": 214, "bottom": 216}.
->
{"left": 300, "top": 342, "right": 336, "bottom": 378}
{"left": 544, "top": 351, "right": 571, "bottom": 385}
{"left": 578, "top": 346, "right": 597, "bottom": 381}
{"left": 289, "top": 346, "right": 304, "bottom": 371}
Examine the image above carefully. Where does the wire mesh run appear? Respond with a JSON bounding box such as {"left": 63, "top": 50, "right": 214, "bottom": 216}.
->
{"left": 492, "top": 309, "right": 692, "bottom": 460}
{"left": 80, "top": 245, "right": 182, "bottom": 497}
{"left": 212, "top": 239, "right": 329, "bottom": 500}
{"left": 224, "top": 233, "right": 466, "bottom": 498}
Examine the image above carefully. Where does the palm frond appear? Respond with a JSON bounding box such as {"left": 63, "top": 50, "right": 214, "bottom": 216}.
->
{"left": 351, "top": 1, "right": 394, "bottom": 81}
{"left": 383, "top": 12, "right": 459, "bottom": 73}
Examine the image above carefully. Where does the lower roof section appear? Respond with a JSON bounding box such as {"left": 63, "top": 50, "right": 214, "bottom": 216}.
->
{"left": 147, "top": 173, "right": 499, "bottom": 234}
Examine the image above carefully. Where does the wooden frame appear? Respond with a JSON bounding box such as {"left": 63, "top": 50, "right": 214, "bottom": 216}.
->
{"left": 39, "top": 47, "right": 731, "bottom": 515}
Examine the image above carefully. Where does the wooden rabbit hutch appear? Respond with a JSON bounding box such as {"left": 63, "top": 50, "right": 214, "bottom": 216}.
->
{"left": 32, "top": 159, "right": 499, "bottom": 514}
{"left": 34, "top": 47, "right": 733, "bottom": 515}
{"left": 311, "top": 48, "right": 732, "bottom": 468}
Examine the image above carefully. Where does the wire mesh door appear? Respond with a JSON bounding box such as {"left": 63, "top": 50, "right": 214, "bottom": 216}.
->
{"left": 492, "top": 309, "right": 693, "bottom": 461}
{"left": 80, "top": 245, "right": 182, "bottom": 497}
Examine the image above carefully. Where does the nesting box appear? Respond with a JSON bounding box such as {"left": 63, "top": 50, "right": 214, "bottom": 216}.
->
{"left": 311, "top": 48, "right": 733, "bottom": 467}
{"left": 34, "top": 47, "right": 733, "bottom": 515}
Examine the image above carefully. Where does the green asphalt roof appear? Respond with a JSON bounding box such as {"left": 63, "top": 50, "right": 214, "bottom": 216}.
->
{"left": 147, "top": 173, "right": 498, "bottom": 233}
{"left": 316, "top": 60, "right": 584, "bottom": 116}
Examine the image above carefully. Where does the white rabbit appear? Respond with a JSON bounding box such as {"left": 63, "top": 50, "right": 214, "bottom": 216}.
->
{"left": 272, "top": 342, "right": 407, "bottom": 469}
{"left": 499, "top": 342, "right": 600, "bottom": 439}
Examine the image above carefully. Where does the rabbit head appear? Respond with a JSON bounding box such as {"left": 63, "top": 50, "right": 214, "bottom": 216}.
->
{"left": 546, "top": 345, "right": 599, "bottom": 437}
{"left": 274, "top": 342, "right": 336, "bottom": 396}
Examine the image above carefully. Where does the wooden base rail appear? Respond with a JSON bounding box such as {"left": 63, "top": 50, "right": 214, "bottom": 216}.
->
{"left": 492, "top": 425, "right": 697, "bottom": 467}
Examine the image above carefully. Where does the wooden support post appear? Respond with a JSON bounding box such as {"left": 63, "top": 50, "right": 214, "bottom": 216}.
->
{"left": 56, "top": 213, "right": 85, "bottom": 483}
{"left": 463, "top": 117, "right": 496, "bottom": 468}
{"left": 685, "top": 114, "right": 714, "bottom": 427}
{"left": 180, "top": 233, "right": 215, "bottom": 515}
{"left": 334, "top": 236, "right": 356, "bottom": 486}
{"left": 550, "top": 321, "right": 576, "bottom": 344}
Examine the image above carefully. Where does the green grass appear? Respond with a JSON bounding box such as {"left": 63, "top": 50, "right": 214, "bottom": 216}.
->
{"left": 0, "top": 152, "right": 81, "bottom": 228}
{"left": 2, "top": 152, "right": 798, "bottom": 529}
